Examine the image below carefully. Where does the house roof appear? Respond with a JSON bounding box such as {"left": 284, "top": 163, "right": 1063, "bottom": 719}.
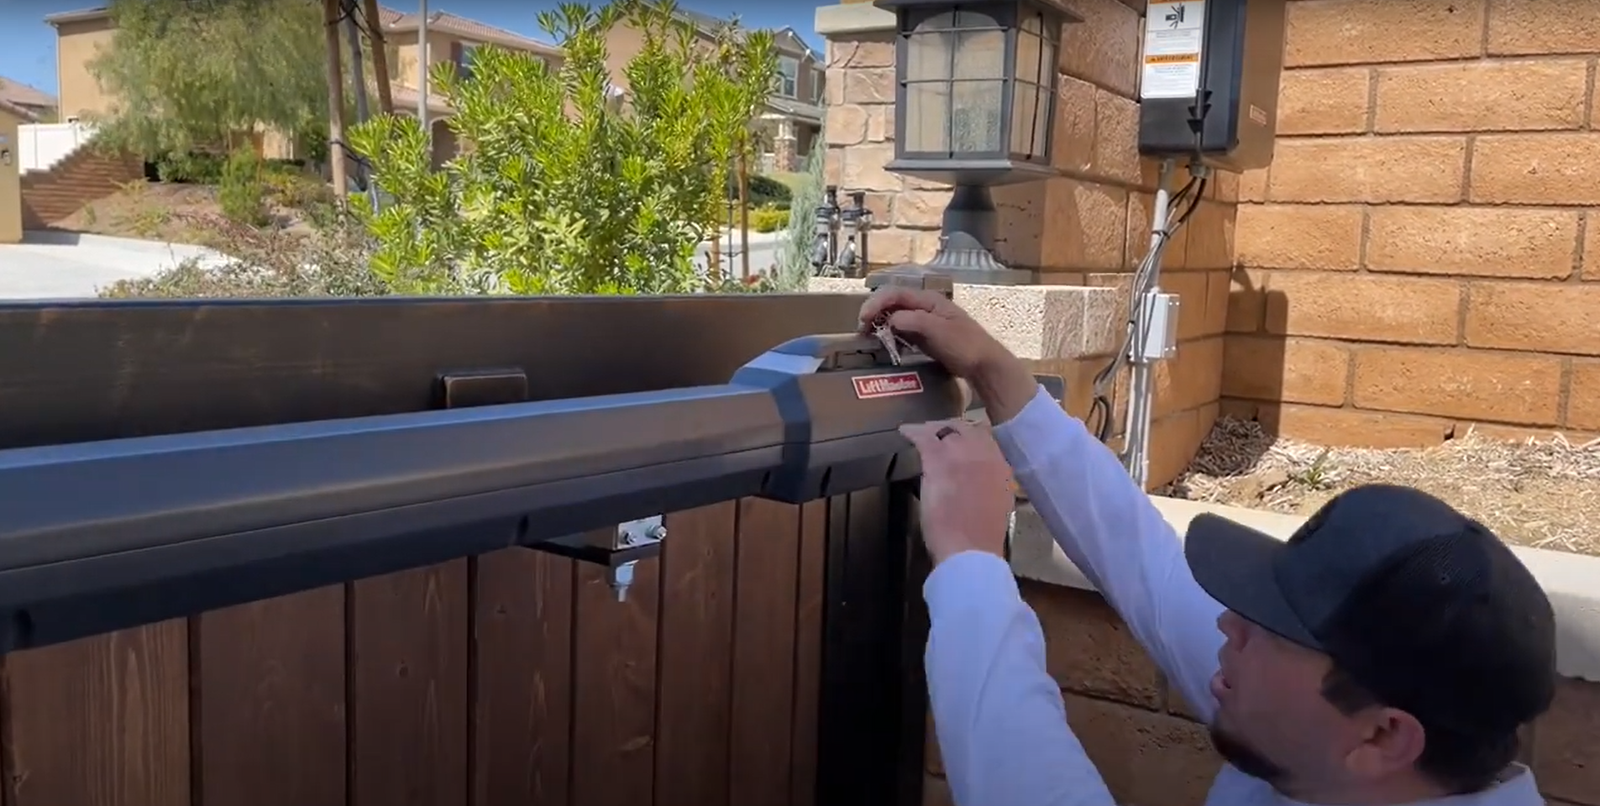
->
{"left": 382, "top": 10, "right": 562, "bottom": 57}
{"left": 42, "top": 6, "right": 111, "bottom": 25}
{"left": 0, "top": 96, "right": 40, "bottom": 122}
{"left": 764, "top": 95, "right": 822, "bottom": 125}
{"left": 0, "top": 77, "right": 57, "bottom": 110}
{"left": 389, "top": 85, "right": 454, "bottom": 116}
{"left": 44, "top": 4, "right": 560, "bottom": 57}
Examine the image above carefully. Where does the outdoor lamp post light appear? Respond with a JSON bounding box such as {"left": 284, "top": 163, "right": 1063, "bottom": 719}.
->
{"left": 866, "top": 0, "right": 1082, "bottom": 291}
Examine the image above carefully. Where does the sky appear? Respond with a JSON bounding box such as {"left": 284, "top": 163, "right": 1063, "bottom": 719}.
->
{"left": 0, "top": 0, "right": 825, "bottom": 101}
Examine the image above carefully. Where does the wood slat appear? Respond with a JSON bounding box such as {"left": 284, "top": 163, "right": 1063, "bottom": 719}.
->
{"left": 0, "top": 488, "right": 892, "bottom": 806}
{"left": 570, "top": 529, "right": 661, "bottom": 806}
{"left": 730, "top": 498, "right": 803, "bottom": 806}
{"left": 470, "top": 549, "right": 575, "bottom": 806}
{"left": 350, "top": 562, "right": 471, "bottom": 806}
{"left": 3, "top": 623, "right": 190, "bottom": 806}
{"left": 194, "top": 588, "right": 347, "bottom": 806}
{"left": 789, "top": 499, "right": 829, "bottom": 806}
{"left": 654, "top": 502, "right": 738, "bottom": 806}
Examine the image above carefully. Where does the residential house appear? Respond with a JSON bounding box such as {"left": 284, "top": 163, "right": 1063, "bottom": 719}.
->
{"left": 602, "top": 5, "right": 825, "bottom": 173}
{"left": 0, "top": 98, "right": 29, "bottom": 242}
{"left": 0, "top": 78, "right": 57, "bottom": 123}
{"left": 377, "top": 9, "right": 565, "bottom": 166}
{"left": 42, "top": 5, "right": 561, "bottom": 167}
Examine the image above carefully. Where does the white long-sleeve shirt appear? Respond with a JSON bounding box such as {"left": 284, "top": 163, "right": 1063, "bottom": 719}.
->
{"left": 922, "top": 385, "right": 1545, "bottom": 806}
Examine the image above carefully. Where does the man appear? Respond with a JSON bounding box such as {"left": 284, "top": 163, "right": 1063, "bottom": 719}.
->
{"left": 867, "top": 287, "right": 1557, "bottom": 806}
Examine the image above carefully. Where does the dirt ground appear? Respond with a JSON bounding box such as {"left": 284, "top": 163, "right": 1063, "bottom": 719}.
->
{"left": 55, "top": 180, "right": 320, "bottom": 247}
{"left": 1161, "top": 417, "right": 1600, "bottom": 556}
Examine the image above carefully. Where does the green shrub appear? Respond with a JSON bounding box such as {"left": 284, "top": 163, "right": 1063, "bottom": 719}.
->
{"left": 346, "top": 1, "right": 782, "bottom": 295}
{"left": 218, "top": 147, "right": 270, "bottom": 226}
{"left": 730, "top": 173, "right": 792, "bottom": 209}
{"left": 155, "top": 151, "right": 227, "bottom": 184}
{"left": 750, "top": 206, "right": 789, "bottom": 233}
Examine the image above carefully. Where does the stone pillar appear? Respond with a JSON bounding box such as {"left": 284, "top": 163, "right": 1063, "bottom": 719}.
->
{"left": 773, "top": 118, "right": 798, "bottom": 172}
{"left": 813, "top": 0, "right": 1243, "bottom": 491}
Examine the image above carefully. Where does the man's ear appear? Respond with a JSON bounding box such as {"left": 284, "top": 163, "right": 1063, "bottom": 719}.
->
{"left": 1343, "top": 708, "right": 1426, "bottom": 778}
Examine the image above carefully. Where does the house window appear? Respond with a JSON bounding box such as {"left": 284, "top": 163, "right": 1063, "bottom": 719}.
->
{"left": 457, "top": 43, "right": 483, "bottom": 80}
{"left": 811, "top": 67, "right": 823, "bottom": 103}
{"left": 777, "top": 55, "right": 799, "bottom": 98}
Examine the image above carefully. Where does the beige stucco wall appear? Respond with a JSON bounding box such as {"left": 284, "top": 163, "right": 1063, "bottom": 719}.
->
{"left": 53, "top": 16, "right": 117, "bottom": 121}
{"left": 0, "top": 106, "right": 22, "bottom": 243}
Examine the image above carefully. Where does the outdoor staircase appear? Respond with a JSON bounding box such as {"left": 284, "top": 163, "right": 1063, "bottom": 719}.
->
{"left": 20, "top": 144, "right": 144, "bottom": 229}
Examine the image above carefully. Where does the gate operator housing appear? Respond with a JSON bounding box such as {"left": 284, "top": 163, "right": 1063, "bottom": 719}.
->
{"left": 1136, "top": 0, "right": 1288, "bottom": 172}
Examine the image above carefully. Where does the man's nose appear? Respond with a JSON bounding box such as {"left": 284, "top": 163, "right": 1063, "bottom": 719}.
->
{"left": 1217, "top": 609, "right": 1246, "bottom": 643}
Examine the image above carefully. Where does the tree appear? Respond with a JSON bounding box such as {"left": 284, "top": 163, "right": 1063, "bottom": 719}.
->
{"left": 773, "top": 133, "right": 826, "bottom": 291}
{"left": 85, "top": 0, "right": 357, "bottom": 160}
{"left": 346, "top": 0, "right": 779, "bottom": 295}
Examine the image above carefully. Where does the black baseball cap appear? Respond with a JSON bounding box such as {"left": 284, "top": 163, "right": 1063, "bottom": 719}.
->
{"left": 1185, "top": 483, "right": 1557, "bottom": 737}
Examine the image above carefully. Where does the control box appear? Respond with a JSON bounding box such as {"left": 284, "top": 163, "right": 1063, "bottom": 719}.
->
{"left": 1136, "top": 0, "right": 1288, "bottom": 173}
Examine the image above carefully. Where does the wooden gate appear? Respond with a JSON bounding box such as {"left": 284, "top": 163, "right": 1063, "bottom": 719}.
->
{"left": 0, "top": 294, "right": 929, "bottom": 806}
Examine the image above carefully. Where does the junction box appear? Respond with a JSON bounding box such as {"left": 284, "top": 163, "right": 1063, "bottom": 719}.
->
{"left": 1136, "top": 0, "right": 1289, "bottom": 173}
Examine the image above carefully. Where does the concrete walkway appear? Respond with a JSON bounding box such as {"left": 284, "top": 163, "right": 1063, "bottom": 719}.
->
{"left": 0, "top": 231, "right": 229, "bottom": 300}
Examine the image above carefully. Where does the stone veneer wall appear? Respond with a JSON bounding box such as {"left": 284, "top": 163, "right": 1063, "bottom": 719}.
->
{"left": 1227, "top": 0, "right": 1600, "bottom": 446}
{"left": 821, "top": 0, "right": 1235, "bottom": 488}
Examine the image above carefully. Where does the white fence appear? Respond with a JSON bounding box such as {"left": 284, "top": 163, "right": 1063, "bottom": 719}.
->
{"left": 18, "top": 122, "right": 97, "bottom": 174}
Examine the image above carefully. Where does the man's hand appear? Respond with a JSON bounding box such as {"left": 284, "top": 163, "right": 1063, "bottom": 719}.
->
{"left": 860, "top": 287, "right": 1040, "bottom": 424}
{"left": 900, "top": 419, "right": 1014, "bottom": 566}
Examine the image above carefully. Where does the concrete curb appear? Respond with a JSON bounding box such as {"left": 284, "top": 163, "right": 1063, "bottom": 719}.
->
{"left": 1010, "top": 495, "right": 1600, "bottom": 683}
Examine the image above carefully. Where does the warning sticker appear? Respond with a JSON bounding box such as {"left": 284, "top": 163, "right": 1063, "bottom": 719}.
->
{"left": 853, "top": 372, "right": 924, "bottom": 400}
{"left": 1141, "top": 1, "right": 1206, "bottom": 100}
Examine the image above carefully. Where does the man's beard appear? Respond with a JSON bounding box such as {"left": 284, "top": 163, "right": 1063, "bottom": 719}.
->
{"left": 1209, "top": 722, "right": 1290, "bottom": 785}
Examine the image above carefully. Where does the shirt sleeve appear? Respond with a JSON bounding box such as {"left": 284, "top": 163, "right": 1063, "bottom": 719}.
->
{"left": 924, "top": 550, "right": 1119, "bottom": 806}
{"left": 991, "top": 385, "right": 1225, "bottom": 724}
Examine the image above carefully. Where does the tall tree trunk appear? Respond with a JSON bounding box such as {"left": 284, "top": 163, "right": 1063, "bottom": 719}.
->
{"left": 342, "top": 0, "right": 379, "bottom": 211}
{"left": 323, "top": 0, "right": 348, "bottom": 198}
{"left": 361, "top": 0, "right": 394, "bottom": 114}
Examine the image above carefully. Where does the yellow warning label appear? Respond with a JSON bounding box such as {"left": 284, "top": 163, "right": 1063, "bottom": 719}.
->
{"left": 1145, "top": 53, "right": 1199, "bottom": 64}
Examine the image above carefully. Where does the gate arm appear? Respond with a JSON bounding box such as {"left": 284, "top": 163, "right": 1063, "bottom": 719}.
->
{"left": 0, "top": 333, "right": 962, "bottom": 652}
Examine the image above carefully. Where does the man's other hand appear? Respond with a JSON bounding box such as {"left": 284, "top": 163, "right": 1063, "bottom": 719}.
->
{"left": 862, "top": 287, "right": 1040, "bottom": 425}
{"left": 900, "top": 419, "right": 1014, "bottom": 566}
{"left": 859, "top": 287, "right": 1008, "bottom": 379}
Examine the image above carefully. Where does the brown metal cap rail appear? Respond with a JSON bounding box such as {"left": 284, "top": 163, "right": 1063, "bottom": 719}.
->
{"left": 0, "top": 333, "right": 961, "bottom": 652}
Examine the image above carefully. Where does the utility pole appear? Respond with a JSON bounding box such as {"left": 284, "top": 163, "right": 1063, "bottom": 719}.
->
{"left": 417, "top": 0, "right": 430, "bottom": 141}
{"left": 323, "top": 0, "right": 348, "bottom": 198}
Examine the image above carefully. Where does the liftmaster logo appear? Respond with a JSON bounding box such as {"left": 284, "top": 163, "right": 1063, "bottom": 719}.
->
{"left": 853, "top": 372, "right": 924, "bottom": 400}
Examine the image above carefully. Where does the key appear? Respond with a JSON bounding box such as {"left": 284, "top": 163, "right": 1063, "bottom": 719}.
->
{"left": 870, "top": 312, "right": 909, "bottom": 366}
{"left": 873, "top": 323, "right": 902, "bottom": 365}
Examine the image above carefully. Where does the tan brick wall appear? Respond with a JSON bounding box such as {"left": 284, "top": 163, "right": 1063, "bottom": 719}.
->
{"left": 920, "top": 581, "right": 1600, "bottom": 806}
{"left": 1229, "top": 0, "right": 1600, "bottom": 446}
{"left": 823, "top": 0, "right": 1234, "bottom": 488}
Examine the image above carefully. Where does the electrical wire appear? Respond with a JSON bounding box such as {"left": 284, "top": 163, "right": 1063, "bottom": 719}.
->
{"left": 1085, "top": 169, "right": 1208, "bottom": 443}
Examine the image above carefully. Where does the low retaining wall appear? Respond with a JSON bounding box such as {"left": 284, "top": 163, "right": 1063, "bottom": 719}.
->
{"left": 932, "top": 496, "right": 1600, "bottom": 806}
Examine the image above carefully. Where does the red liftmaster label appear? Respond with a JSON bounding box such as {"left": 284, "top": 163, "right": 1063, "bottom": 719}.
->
{"left": 853, "top": 371, "right": 924, "bottom": 400}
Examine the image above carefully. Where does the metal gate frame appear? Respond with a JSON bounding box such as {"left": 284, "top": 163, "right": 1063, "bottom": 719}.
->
{"left": 0, "top": 293, "right": 931, "bottom": 806}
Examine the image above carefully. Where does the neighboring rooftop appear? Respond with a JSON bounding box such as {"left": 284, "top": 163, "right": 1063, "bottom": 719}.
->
{"left": 0, "top": 96, "right": 40, "bottom": 122}
{"left": 382, "top": 10, "right": 563, "bottom": 57}
{"left": 0, "top": 77, "right": 57, "bottom": 111}
{"left": 43, "top": 4, "right": 560, "bottom": 57}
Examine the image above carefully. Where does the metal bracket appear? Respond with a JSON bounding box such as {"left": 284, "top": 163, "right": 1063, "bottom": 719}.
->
{"left": 525, "top": 516, "right": 667, "bottom": 602}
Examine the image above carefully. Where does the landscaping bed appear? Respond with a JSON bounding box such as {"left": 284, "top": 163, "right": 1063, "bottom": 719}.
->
{"left": 1163, "top": 417, "right": 1600, "bottom": 555}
